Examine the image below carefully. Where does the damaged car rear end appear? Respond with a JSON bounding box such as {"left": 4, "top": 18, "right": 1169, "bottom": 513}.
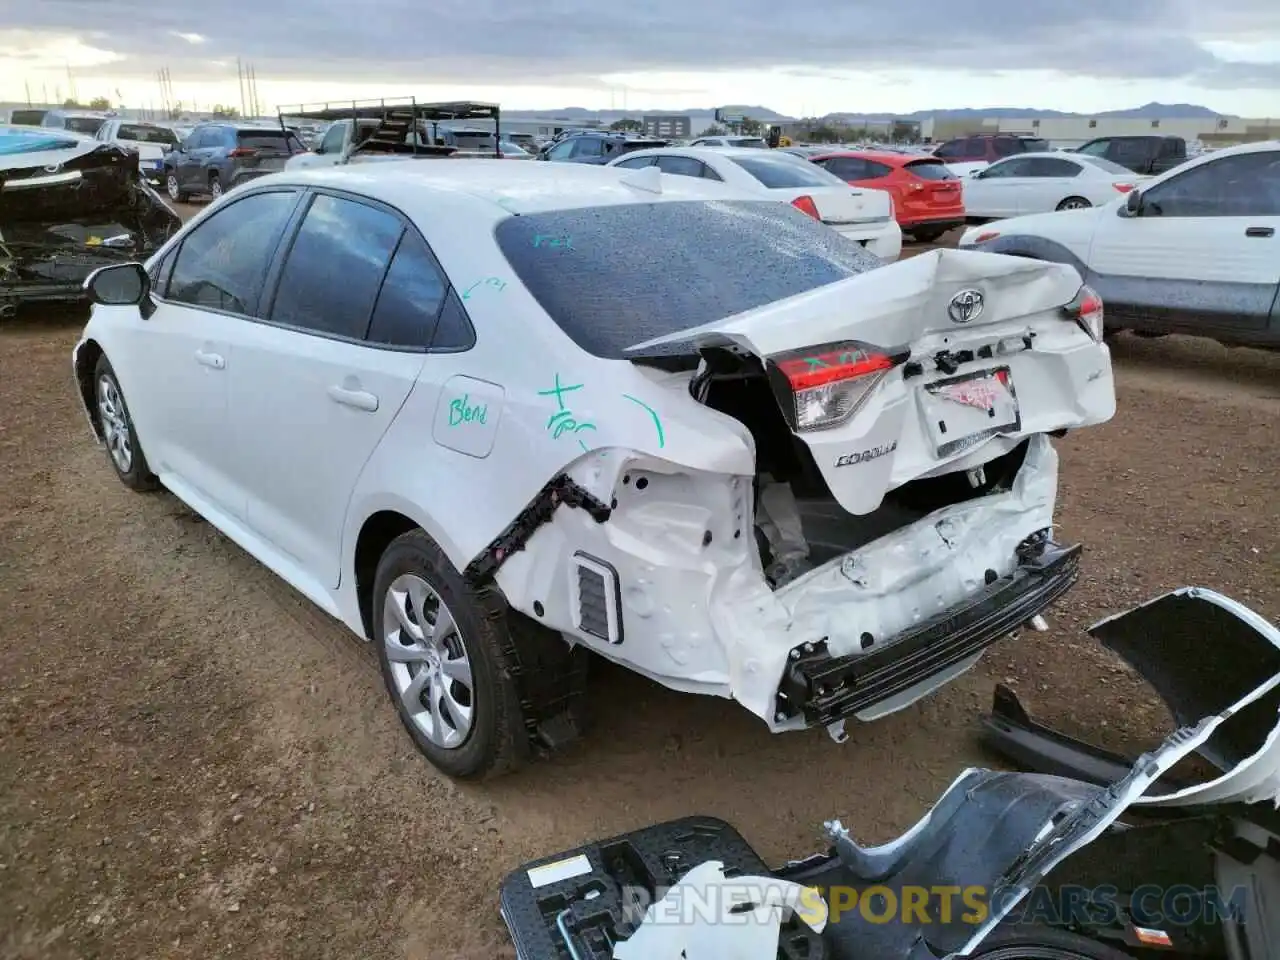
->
{"left": 0, "top": 126, "right": 179, "bottom": 316}
{"left": 486, "top": 196, "right": 1116, "bottom": 739}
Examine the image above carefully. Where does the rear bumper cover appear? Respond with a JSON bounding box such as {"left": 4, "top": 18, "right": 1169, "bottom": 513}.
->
{"left": 778, "top": 535, "right": 1080, "bottom": 726}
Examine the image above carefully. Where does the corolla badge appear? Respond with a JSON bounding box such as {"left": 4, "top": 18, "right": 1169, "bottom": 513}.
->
{"left": 948, "top": 289, "right": 985, "bottom": 324}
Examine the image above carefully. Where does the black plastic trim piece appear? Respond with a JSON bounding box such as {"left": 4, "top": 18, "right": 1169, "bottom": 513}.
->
{"left": 778, "top": 537, "right": 1082, "bottom": 725}
{"left": 464, "top": 474, "right": 611, "bottom": 587}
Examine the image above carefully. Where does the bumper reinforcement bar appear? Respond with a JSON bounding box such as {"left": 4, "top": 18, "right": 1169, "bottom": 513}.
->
{"left": 777, "top": 537, "right": 1082, "bottom": 726}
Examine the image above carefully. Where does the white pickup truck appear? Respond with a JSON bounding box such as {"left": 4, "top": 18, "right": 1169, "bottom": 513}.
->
{"left": 92, "top": 117, "right": 183, "bottom": 186}
{"left": 285, "top": 118, "right": 456, "bottom": 171}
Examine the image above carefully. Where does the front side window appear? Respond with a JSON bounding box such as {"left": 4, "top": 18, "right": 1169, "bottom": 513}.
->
{"left": 168, "top": 191, "right": 299, "bottom": 314}
{"left": 269, "top": 194, "right": 403, "bottom": 338}
{"left": 824, "top": 157, "right": 868, "bottom": 180}
{"left": 546, "top": 140, "right": 576, "bottom": 161}
{"left": 319, "top": 123, "right": 346, "bottom": 155}
{"left": 1140, "top": 151, "right": 1280, "bottom": 218}
{"left": 1076, "top": 140, "right": 1111, "bottom": 157}
{"left": 571, "top": 138, "right": 605, "bottom": 159}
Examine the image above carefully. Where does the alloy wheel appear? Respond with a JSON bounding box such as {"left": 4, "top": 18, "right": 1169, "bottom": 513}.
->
{"left": 1059, "top": 197, "right": 1091, "bottom": 210}
{"left": 209, "top": 177, "right": 222, "bottom": 199}
{"left": 97, "top": 374, "right": 133, "bottom": 473}
{"left": 382, "top": 573, "right": 475, "bottom": 749}
{"left": 166, "top": 174, "right": 180, "bottom": 200}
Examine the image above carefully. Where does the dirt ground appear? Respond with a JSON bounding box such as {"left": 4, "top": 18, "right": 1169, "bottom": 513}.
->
{"left": 1, "top": 217, "right": 1278, "bottom": 959}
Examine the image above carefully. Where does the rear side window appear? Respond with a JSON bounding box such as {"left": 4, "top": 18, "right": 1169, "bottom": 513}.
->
{"left": 495, "top": 200, "right": 884, "bottom": 359}
{"left": 269, "top": 194, "right": 403, "bottom": 339}
{"left": 168, "top": 191, "right": 298, "bottom": 314}
{"left": 729, "top": 155, "right": 841, "bottom": 189}
{"left": 656, "top": 155, "right": 706, "bottom": 178}
{"left": 904, "top": 159, "right": 955, "bottom": 180}
{"left": 1025, "top": 157, "right": 1081, "bottom": 177}
{"left": 822, "top": 157, "right": 867, "bottom": 180}
{"left": 993, "top": 137, "right": 1022, "bottom": 157}
{"left": 613, "top": 156, "right": 655, "bottom": 170}
{"left": 1112, "top": 139, "right": 1153, "bottom": 167}
{"left": 367, "top": 231, "right": 448, "bottom": 348}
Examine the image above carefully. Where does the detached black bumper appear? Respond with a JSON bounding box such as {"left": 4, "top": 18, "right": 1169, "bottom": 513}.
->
{"left": 777, "top": 537, "right": 1082, "bottom": 726}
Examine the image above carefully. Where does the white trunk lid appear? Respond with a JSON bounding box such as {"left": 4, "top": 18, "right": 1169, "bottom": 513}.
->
{"left": 628, "top": 248, "right": 1116, "bottom": 516}
{"left": 770, "top": 184, "right": 892, "bottom": 226}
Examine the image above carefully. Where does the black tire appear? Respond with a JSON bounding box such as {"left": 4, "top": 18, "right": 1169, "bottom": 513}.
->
{"left": 93, "top": 354, "right": 159, "bottom": 492}
{"left": 975, "top": 925, "right": 1135, "bottom": 959}
{"left": 165, "top": 170, "right": 190, "bottom": 202}
{"left": 1056, "top": 196, "right": 1092, "bottom": 211}
{"left": 207, "top": 172, "right": 222, "bottom": 200}
{"left": 371, "top": 529, "right": 528, "bottom": 779}
{"left": 912, "top": 228, "right": 946, "bottom": 244}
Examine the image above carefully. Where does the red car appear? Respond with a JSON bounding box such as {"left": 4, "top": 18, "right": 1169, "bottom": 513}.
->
{"left": 809, "top": 151, "right": 965, "bottom": 243}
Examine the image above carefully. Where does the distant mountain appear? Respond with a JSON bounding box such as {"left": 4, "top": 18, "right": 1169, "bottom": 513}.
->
{"left": 501, "top": 101, "right": 1229, "bottom": 124}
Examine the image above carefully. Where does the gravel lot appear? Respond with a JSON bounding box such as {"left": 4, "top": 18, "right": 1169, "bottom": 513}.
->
{"left": 1, "top": 210, "right": 1277, "bottom": 959}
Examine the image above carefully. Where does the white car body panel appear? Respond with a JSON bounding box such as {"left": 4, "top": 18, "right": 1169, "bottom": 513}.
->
{"left": 606, "top": 146, "right": 903, "bottom": 261}
{"left": 73, "top": 161, "right": 1115, "bottom": 734}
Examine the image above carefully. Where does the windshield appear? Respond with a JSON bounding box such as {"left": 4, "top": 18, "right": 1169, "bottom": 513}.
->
{"left": 494, "top": 200, "right": 883, "bottom": 359}
{"left": 236, "top": 130, "right": 303, "bottom": 154}
{"left": 1077, "top": 155, "right": 1133, "bottom": 176}
{"left": 729, "top": 154, "right": 846, "bottom": 189}
{"left": 118, "top": 124, "right": 179, "bottom": 145}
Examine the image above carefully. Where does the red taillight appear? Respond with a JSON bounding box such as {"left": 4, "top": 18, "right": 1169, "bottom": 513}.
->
{"left": 1113, "top": 183, "right": 1135, "bottom": 193}
{"left": 1064, "top": 285, "right": 1105, "bottom": 341}
{"left": 769, "top": 342, "right": 903, "bottom": 430}
{"left": 227, "top": 147, "right": 258, "bottom": 158}
{"left": 791, "top": 195, "right": 821, "bottom": 220}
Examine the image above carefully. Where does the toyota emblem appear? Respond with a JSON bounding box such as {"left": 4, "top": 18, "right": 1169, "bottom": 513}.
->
{"left": 948, "top": 289, "right": 985, "bottom": 324}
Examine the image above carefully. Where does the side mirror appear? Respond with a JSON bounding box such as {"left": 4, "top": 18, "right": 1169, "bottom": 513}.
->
{"left": 1124, "top": 188, "right": 1143, "bottom": 217}
{"left": 84, "top": 263, "right": 153, "bottom": 317}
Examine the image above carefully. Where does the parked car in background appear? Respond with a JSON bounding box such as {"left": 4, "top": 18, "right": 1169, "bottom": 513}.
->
{"left": 1071, "top": 135, "right": 1187, "bottom": 176}
{"left": 537, "top": 131, "right": 668, "bottom": 164}
{"left": 287, "top": 117, "right": 455, "bottom": 171}
{"left": 73, "top": 160, "right": 1113, "bottom": 779}
{"left": 498, "top": 140, "right": 533, "bottom": 159}
{"left": 689, "top": 135, "right": 770, "bottom": 149}
{"left": 608, "top": 146, "right": 902, "bottom": 259}
{"left": 960, "top": 140, "right": 1280, "bottom": 348}
{"left": 809, "top": 150, "right": 964, "bottom": 243}
{"left": 94, "top": 118, "right": 182, "bottom": 187}
{"left": 163, "top": 123, "right": 306, "bottom": 201}
{"left": 39, "top": 109, "right": 110, "bottom": 136}
{"left": 777, "top": 145, "right": 832, "bottom": 160}
{"left": 932, "top": 134, "right": 1051, "bottom": 177}
{"left": 3, "top": 107, "right": 49, "bottom": 127}
{"left": 962, "top": 153, "right": 1143, "bottom": 220}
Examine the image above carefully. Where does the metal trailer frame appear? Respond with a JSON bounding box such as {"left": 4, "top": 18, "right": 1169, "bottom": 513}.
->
{"left": 276, "top": 96, "right": 502, "bottom": 158}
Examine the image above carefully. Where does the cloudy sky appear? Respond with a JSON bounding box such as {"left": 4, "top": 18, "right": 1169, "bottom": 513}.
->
{"left": 2, "top": 0, "right": 1279, "bottom": 116}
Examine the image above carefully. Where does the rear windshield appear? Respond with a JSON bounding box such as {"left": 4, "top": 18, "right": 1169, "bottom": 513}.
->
{"left": 494, "top": 200, "right": 883, "bottom": 358}
{"left": 1077, "top": 155, "right": 1134, "bottom": 176}
{"left": 119, "top": 124, "right": 179, "bottom": 145}
{"left": 619, "top": 140, "right": 668, "bottom": 153}
{"left": 63, "top": 116, "right": 104, "bottom": 135}
{"left": 236, "top": 129, "right": 303, "bottom": 154}
{"left": 729, "top": 154, "right": 843, "bottom": 189}
{"left": 904, "top": 159, "right": 956, "bottom": 180}
{"left": 9, "top": 110, "right": 46, "bottom": 126}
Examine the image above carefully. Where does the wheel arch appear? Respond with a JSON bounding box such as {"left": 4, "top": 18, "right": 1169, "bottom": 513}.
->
{"left": 74, "top": 337, "right": 106, "bottom": 440}
{"left": 349, "top": 501, "right": 470, "bottom": 641}
{"left": 977, "top": 234, "right": 1088, "bottom": 276}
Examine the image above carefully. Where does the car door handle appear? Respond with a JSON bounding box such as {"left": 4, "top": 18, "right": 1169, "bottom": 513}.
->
{"left": 194, "top": 350, "right": 225, "bottom": 370}
{"left": 327, "top": 385, "right": 379, "bottom": 412}
{"left": 1245, "top": 227, "right": 1275, "bottom": 238}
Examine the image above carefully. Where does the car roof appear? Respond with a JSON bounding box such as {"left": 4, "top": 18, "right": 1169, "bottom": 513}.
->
{"left": 267, "top": 159, "right": 754, "bottom": 217}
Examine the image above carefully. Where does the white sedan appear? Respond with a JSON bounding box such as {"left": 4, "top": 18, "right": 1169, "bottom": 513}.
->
{"left": 606, "top": 146, "right": 903, "bottom": 260}
{"left": 72, "top": 161, "right": 1114, "bottom": 779}
{"left": 963, "top": 152, "right": 1145, "bottom": 220}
